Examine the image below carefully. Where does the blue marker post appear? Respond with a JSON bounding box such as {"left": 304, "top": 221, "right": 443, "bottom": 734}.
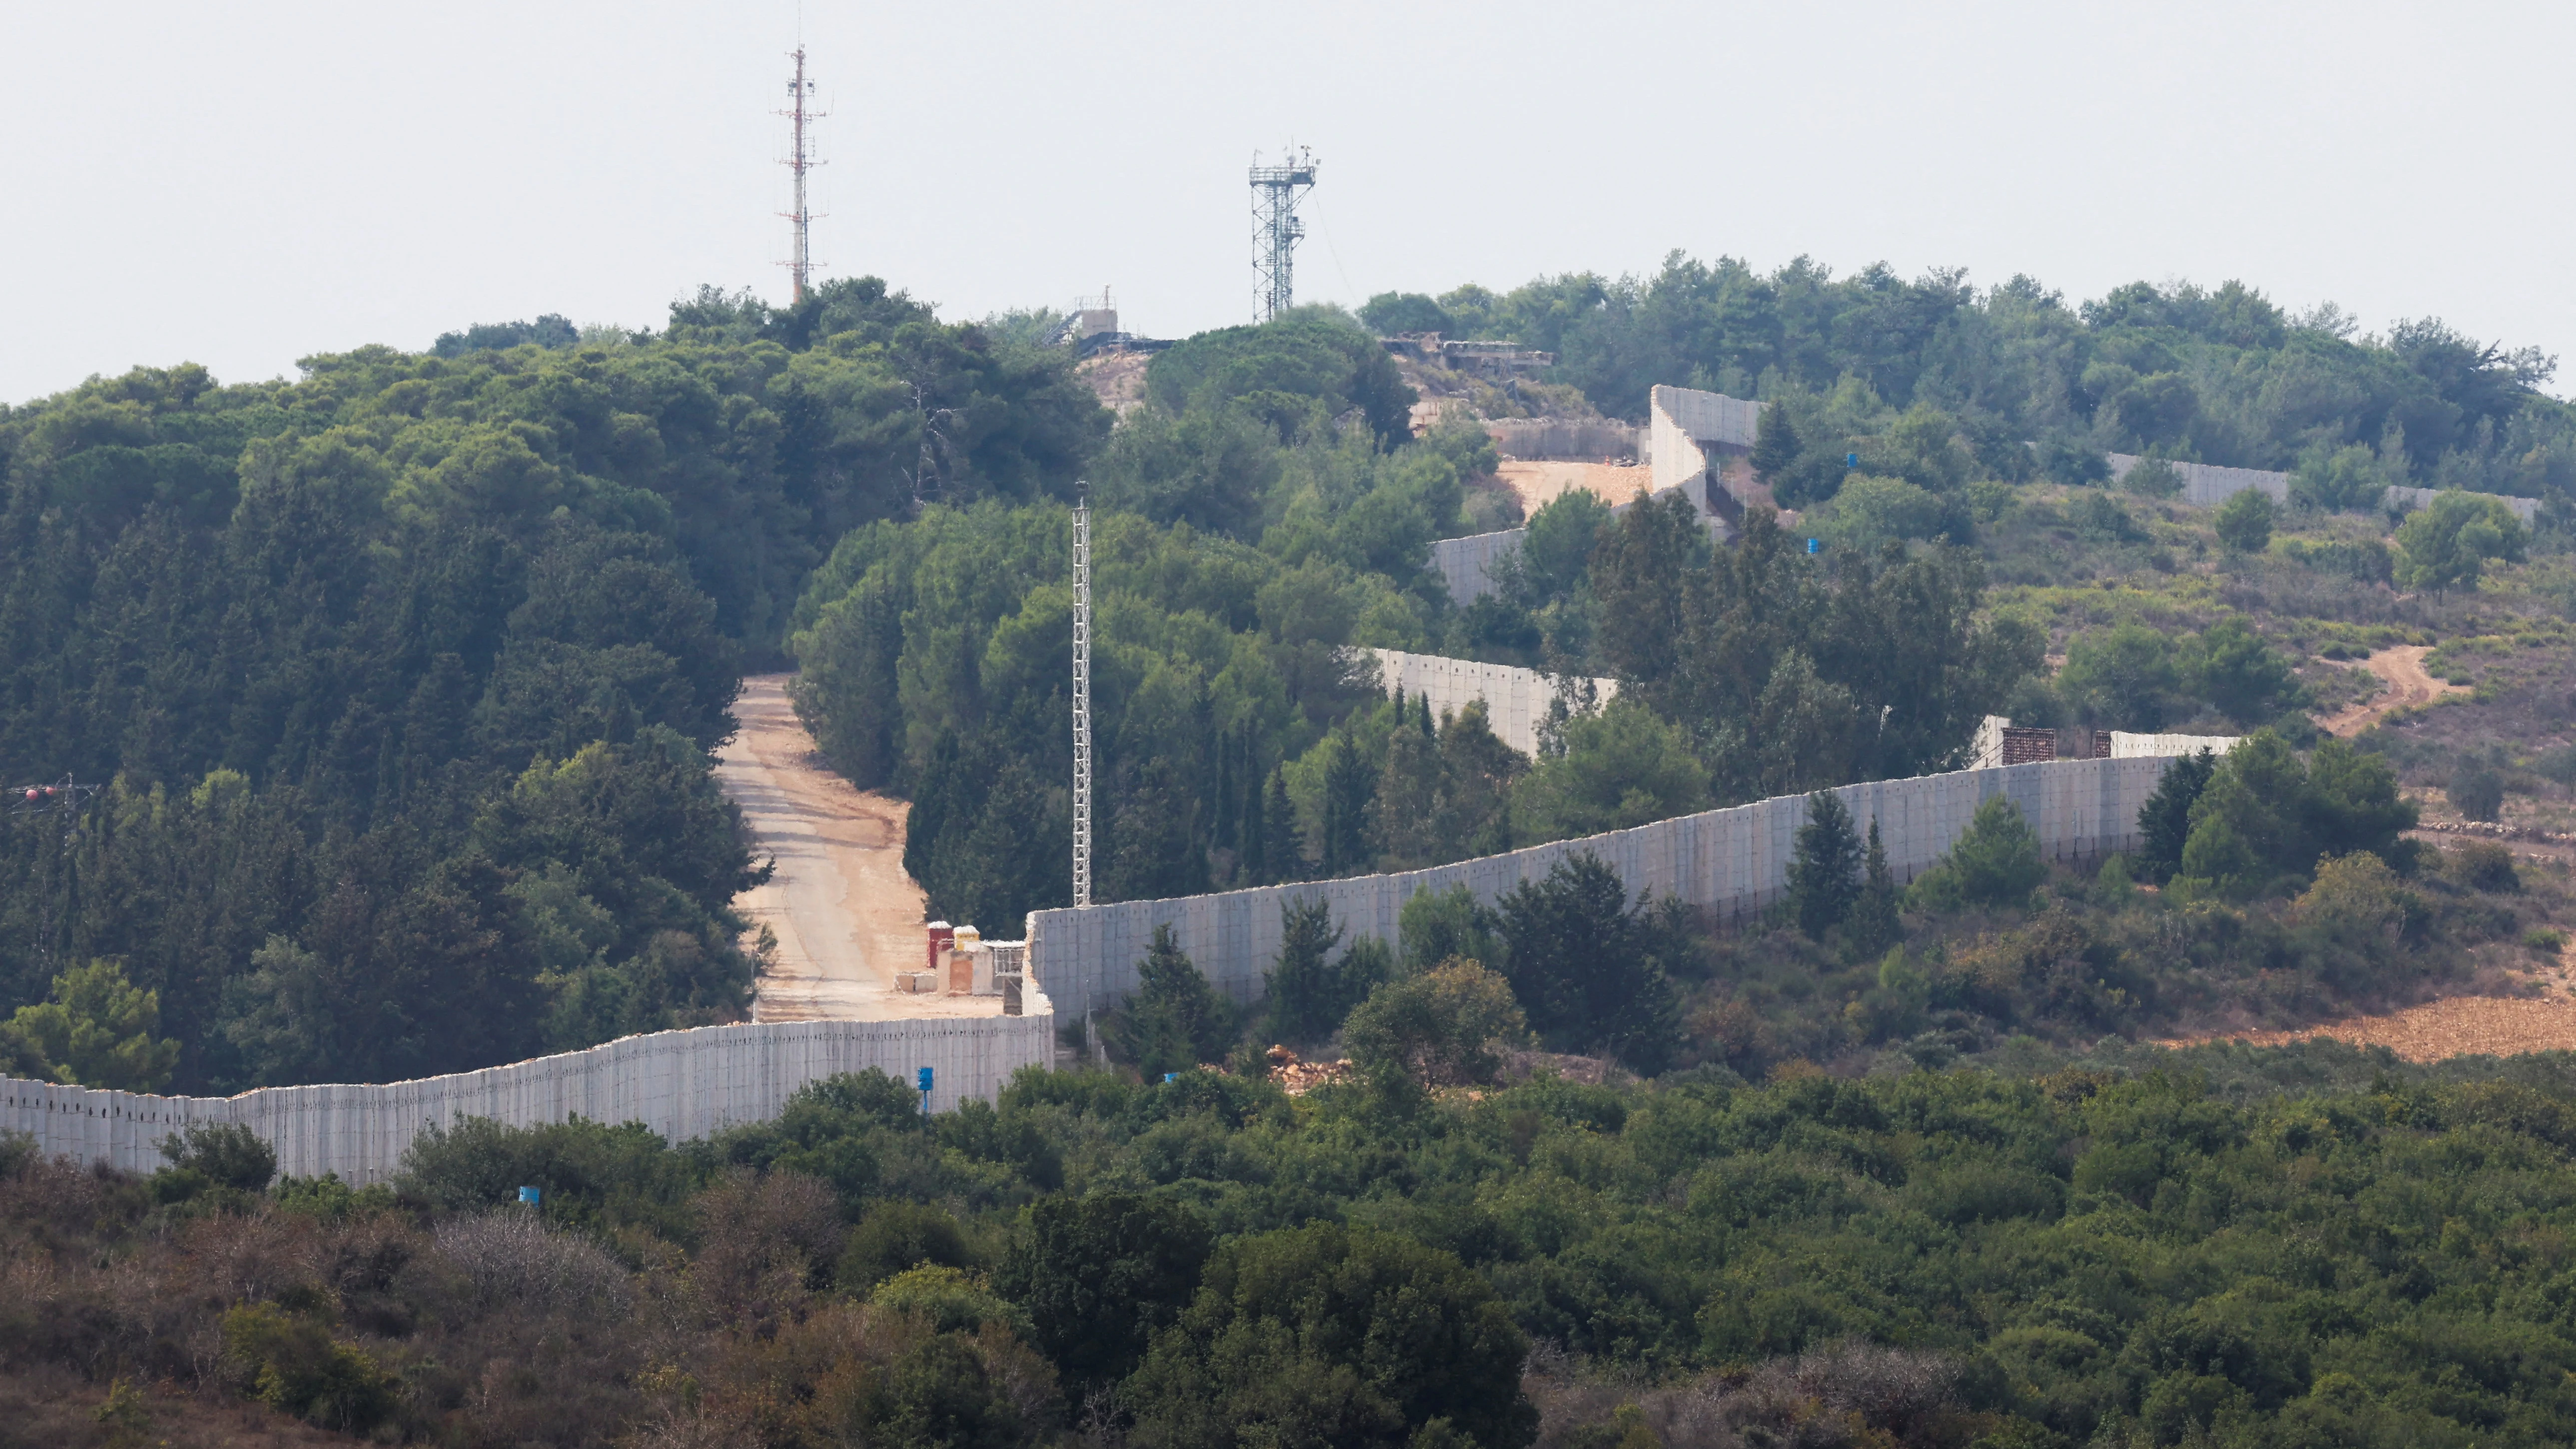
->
{"left": 916, "top": 1066, "right": 934, "bottom": 1118}
{"left": 1845, "top": 452, "right": 1859, "bottom": 469}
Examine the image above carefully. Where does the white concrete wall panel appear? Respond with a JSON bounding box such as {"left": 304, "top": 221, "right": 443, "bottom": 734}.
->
{"left": 1367, "top": 649, "right": 1618, "bottom": 757}
{"left": 2105, "top": 454, "right": 2290, "bottom": 507}
{"left": 1429, "top": 529, "right": 1524, "bottom": 605}
{"left": 1027, "top": 756, "right": 2174, "bottom": 1021}
{"left": 1652, "top": 386, "right": 1763, "bottom": 450}
{"left": 0, "top": 1015, "right": 1053, "bottom": 1186}
{"left": 1486, "top": 419, "right": 1644, "bottom": 461}
{"left": 2384, "top": 486, "right": 2539, "bottom": 523}
{"left": 2108, "top": 732, "right": 2240, "bottom": 758}
{"left": 1651, "top": 399, "right": 1706, "bottom": 497}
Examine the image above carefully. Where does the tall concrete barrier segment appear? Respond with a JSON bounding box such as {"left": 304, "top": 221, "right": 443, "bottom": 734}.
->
{"left": 2106, "top": 456, "right": 2541, "bottom": 522}
{"left": 1428, "top": 529, "right": 1525, "bottom": 606}
{"left": 1026, "top": 754, "right": 2175, "bottom": 1023}
{"left": 1486, "top": 418, "right": 1643, "bottom": 461}
{"left": 2107, "top": 453, "right": 2289, "bottom": 508}
{"left": 2385, "top": 485, "right": 2539, "bottom": 524}
{"left": 1366, "top": 648, "right": 1618, "bottom": 757}
{"left": 1, "top": 1014, "right": 1055, "bottom": 1186}
{"left": 1651, "top": 385, "right": 1762, "bottom": 498}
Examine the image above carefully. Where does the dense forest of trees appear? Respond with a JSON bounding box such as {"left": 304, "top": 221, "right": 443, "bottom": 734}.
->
{"left": 1362, "top": 261, "right": 2576, "bottom": 503}
{"left": 8, "top": 256, "right": 2571, "bottom": 1080}
{"left": 0, "top": 278, "right": 1106, "bottom": 1091}
{"left": 791, "top": 313, "right": 2044, "bottom": 932}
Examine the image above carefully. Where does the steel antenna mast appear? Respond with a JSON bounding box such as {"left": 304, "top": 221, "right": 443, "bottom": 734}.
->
{"left": 1071, "top": 484, "right": 1093, "bottom": 909}
{"left": 778, "top": 45, "right": 825, "bottom": 303}
{"left": 1248, "top": 144, "right": 1317, "bottom": 322}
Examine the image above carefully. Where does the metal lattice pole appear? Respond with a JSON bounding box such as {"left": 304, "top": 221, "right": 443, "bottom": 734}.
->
{"left": 1071, "top": 491, "right": 1093, "bottom": 908}
{"left": 778, "top": 46, "right": 824, "bottom": 303}
{"left": 1248, "top": 146, "right": 1317, "bottom": 322}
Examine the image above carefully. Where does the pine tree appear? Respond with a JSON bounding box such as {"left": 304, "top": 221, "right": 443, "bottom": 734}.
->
{"left": 2137, "top": 747, "right": 2217, "bottom": 884}
{"left": 1848, "top": 818, "right": 1901, "bottom": 956}
{"left": 1786, "top": 790, "right": 1864, "bottom": 940}
{"left": 1264, "top": 897, "right": 1348, "bottom": 1044}
{"left": 1751, "top": 399, "right": 1801, "bottom": 484}
{"left": 1108, "top": 925, "right": 1236, "bottom": 1077}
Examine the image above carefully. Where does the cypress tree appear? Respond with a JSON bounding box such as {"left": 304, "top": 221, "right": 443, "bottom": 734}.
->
{"left": 1260, "top": 768, "right": 1298, "bottom": 883}
{"left": 1212, "top": 726, "right": 1237, "bottom": 854}
{"left": 1239, "top": 743, "right": 1266, "bottom": 883}
{"left": 1848, "top": 817, "right": 1901, "bottom": 956}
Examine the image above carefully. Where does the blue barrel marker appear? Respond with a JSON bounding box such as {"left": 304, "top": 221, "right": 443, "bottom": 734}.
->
{"left": 917, "top": 1066, "right": 934, "bottom": 1116}
{"left": 518, "top": 1186, "right": 540, "bottom": 1206}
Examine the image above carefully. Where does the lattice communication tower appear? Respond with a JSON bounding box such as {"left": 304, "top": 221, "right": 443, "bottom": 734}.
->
{"left": 1071, "top": 486, "right": 1094, "bottom": 908}
{"left": 1249, "top": 145, "right": 1317, "bottom": 322}
{"left": 778, "top": 45, "right": 825, "bottom": 303}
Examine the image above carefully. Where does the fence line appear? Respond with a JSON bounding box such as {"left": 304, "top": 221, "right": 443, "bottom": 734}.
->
{"left": 1026, "top": 755, "right": 2173, "bottom": 1022}
{"left": 2, "top": 1014, "right": 1055, "bottom": 1186}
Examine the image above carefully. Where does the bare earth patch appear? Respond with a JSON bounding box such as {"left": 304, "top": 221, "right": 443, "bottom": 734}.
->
{"left": 2158, "top": 941, "right": 2576, "bottom": 1062}
{"left": 2318, "top": 645, "right": 2470, "bottom": 737}
{"left": 1495, "top": 460, "right": 1653, "bottom": 518}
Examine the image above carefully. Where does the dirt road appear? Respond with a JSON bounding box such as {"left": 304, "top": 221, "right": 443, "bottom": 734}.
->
{"left": 717, "top": 676, "right": 997, "bottom": 1022}
{"left": 2319, "top": 646, "right": 2469, "bottom": 737}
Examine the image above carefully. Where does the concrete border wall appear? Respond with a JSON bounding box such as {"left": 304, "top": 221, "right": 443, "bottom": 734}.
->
{"left": 2107, "top": 454, "right": 2289, "bottom": 507}
{"left": 1367, "top": 648, "right": 1617, "bottom": 757}
{"left": 1651, "top": 385, "right": 1762, "bottom": 496}
{"left": 2109, "top": 731, "right": 2239, "bottom": 758}
{"left": 1026, "top": 755, "right": 2172, "bottom": 1022}
{"left": 2105, "top": 457, "right": 2543, "bottom": 523}
{"left": 2386, "top": 486, "right": 2540, "bottom": 524}
{"left": 1486, "top": 419, "right": 1643, "bottom": 461}
{"left": 2, "top": 1015, "right": 1055, "bottom": 1186}
{"left": 1428, "top": 530, "right": 1523, "bottom": 605}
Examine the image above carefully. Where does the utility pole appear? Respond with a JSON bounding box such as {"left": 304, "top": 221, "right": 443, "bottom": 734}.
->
{"left": 1249, "top": 145, "right": 1317, "bottom": 322}
{"left": 778, "top": 45, "right": 823, "bottom": 303}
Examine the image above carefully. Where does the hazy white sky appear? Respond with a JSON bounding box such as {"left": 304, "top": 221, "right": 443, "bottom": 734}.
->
{"left": 7, "top": 0, "right": 2569, "bottom": 405}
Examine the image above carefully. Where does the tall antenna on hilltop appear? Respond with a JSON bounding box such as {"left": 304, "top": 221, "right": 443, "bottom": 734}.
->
{"left": 778, "top": 44, "right": 825, "bottom": 303}
{"left": 1071, "top": 484, "right": 1093, "bottom": 909}
{"left": 1249, "top": 144, "right": 1317, "bottom": 322}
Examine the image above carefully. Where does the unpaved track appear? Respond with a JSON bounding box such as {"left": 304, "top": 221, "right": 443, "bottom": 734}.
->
{"left": 2319, "top": 646, "right": 2469, "bottom": 737}
{"left": 718, "top": 676, "right": 997, "bottom": 1022}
